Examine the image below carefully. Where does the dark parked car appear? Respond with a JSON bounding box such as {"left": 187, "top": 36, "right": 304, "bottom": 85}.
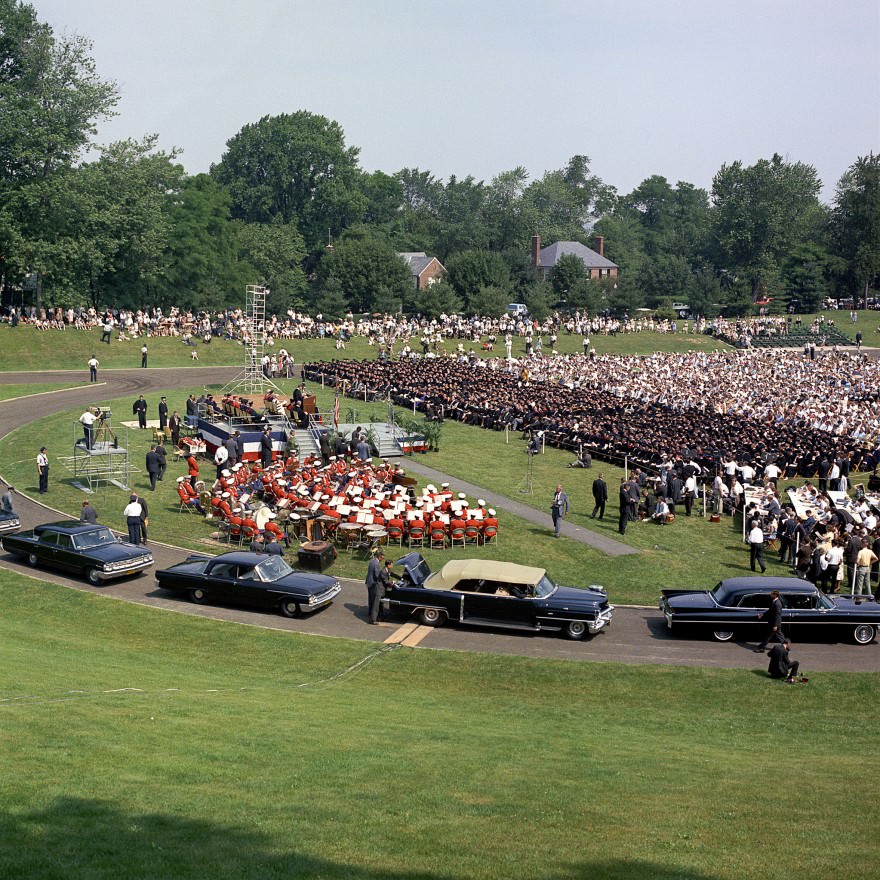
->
{"left": 1, "top": 520, "right": 153, "bottom": 585}
{"left": 0, "top": 512, "right": 21, "bottom": 536}
{"left": 659, "top": 576, "right": 880, "bottom": 645}
{"left": 383, "top": 553, "right": 614, "bottom": 640}
{"left": 155, "top": 551, "right": 341, "bottom": 617}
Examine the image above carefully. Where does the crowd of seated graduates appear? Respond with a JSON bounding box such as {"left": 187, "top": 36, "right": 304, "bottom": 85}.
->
{"left": 301, "top": 355, "right": 880, "bottom": 480}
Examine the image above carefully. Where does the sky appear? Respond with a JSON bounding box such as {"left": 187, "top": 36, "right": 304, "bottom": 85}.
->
{"left": 35, "top": 0, "right": 880, "bottom": 202}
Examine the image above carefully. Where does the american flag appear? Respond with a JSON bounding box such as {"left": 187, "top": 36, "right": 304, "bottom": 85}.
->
{"left": 333, "top": 391, "right": 339, "bottom": 429}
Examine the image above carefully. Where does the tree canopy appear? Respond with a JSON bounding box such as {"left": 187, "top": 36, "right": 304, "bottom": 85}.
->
{"left": 1, "top": 1, "right": 876, "bottom": 318}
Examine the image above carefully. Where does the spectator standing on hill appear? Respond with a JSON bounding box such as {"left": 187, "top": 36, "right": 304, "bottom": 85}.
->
{"left": 141, "top": 344, "right": 148, "bottom": 368}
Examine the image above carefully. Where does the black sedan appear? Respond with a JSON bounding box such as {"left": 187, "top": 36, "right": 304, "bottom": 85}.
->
{"left": 1, "top": 520, "right": 153, "bottom": 585}
{"left": 155, "top": 551, "right": 341, "bottom": 617}
{"left": 383, "top": 553, "right": 614, "bottom": 640}
{"left": 0, "top": 512, "right": 20, "bottom": 535}
{"left": 660, "top": 576, "right": 880, "bottom": 645}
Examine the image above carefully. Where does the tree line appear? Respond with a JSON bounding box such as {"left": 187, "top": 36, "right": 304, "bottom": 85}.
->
{"left": 1, "top": 0, "right": 877, "bottom": 319}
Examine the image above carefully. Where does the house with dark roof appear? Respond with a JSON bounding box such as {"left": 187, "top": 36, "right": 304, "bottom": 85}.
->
{"left": 399, "top": 252, "right": 445, "bottom": 289}
{"left": 530, "top": 235, "right": 618, "bottom": 281}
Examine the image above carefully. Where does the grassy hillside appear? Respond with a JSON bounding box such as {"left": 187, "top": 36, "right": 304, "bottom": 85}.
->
{"left": 0, "top": 569, "right": 876, "bottom": 880}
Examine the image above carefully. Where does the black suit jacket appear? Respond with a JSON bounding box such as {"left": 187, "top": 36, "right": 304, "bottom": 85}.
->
{"left": 592, "top": 479, "right": 607, "bottom": 502}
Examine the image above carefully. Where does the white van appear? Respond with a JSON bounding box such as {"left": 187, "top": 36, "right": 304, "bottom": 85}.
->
{"left": 506, "top": 303, "right": 528, "bottom": 317}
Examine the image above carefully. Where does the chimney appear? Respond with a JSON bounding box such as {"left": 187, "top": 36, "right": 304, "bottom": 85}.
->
{"left": 531, "top": 234, "right": 541, "bottom": 268}
{"left": 594, "top": 235, "right": 604, "bottom": 257}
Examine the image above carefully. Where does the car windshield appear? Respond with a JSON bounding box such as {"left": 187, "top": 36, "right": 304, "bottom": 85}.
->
{"left": 534, "top": 575, "right": 557, "bottom": 599}
{"left": 73, "top": 527, "right": 118, "bottom": 550}
{"left": 817, "top": 593, "right": 836, "bottom": 610}
{"left": 710, "top": 582, "right": 730, "bottom": 604}
{"left": 255, "top": 556, "right": 294, "bottom": 582}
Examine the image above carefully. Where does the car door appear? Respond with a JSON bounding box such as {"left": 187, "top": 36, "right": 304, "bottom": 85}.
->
{"left": 232, "top": 563, "right": 272, "bottom": 610}
{"left": 461, "top": 580, "right": 535, "bottom": 626}
{"left": 734, "top": 592, "right": 773, "bottom": 635}
{"left": 36, "top": 530, "right": 61, "bottom": 570}
{"left": 781, "top": 591, "right": 821, "bottom": 635}
{"left": 204, "top": 561, "right": 237, "bottom": 602}
{"left": 53, "top": 533, "right": 81, "bottom": 573}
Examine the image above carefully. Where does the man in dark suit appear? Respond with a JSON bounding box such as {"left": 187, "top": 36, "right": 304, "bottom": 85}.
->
{"left": 137, "top": 492, "right": 149, "bottom": 544}
{"left": 158, "top": 397, "right": 169, "bottom": 430}
{"left": 756, "top": 590, "right": 783, "bottom": 651}
{"left": 145, "top": 445, "right": 161, "bottom": 491}
{"left": 365, "top": 550, "right": 385, "bottom": 624}
{"left": 155, "top": 441, "right": 167, "bottom": 481}
{"left": 618, "top": 479, "right": 630, "bottom": 535}
{"left": 550, "top": 485, "right": 570, "bottom": 538}
{"left": 767, "top": 639, "right": 800, "bottom": 682}
{"left": 591, "top": 473, "right": 607, "bottom": 520}
{"left": 260, "top": 428, "right": 273, "bottom": 468}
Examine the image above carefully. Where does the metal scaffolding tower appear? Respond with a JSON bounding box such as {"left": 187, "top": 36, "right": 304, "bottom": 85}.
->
{"left": 215, "top": 284, "right": 296, "bottom": 452}
{"left": 66, "top": 410, "right": 132, "bottom": 492}
{"left": 223, "top": 284, "right": 278, "bottom": 397}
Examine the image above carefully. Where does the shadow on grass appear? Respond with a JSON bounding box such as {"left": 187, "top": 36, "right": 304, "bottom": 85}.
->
{"left": 0, "top": 797, "right": 722, "bottom": 879}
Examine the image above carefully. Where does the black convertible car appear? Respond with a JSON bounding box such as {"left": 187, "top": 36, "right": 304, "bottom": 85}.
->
{"left": 155, "top": 551, "right": 341, "bottom": 617}
{"left": 1, "top": 520, "right": 153, "bottom": 585}
{"left": 660, "top": 576, "right": 880, "bottom": 645}
{"left": 383, "top": 553, "right": 614, "bottom": 640}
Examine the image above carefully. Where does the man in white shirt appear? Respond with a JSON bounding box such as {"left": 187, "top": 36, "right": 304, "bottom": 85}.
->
{"left": 748, "top": 520, "right": 766, "bottom": 573}
{"left": 123, "top": 494, "right": 143, "bottom": 545}
{"left": 214, "top": 443, "right": 229, "bottom": 479}
{"left": 79, "top": 408, "right": 97, "bottom": 449}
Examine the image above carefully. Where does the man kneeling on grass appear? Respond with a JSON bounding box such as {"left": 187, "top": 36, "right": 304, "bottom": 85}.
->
{"left": 768, "top": 638, "right": 800, "bottom": 683}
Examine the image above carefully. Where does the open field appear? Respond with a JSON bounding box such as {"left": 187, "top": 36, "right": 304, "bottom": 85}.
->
{"left": 0, "top": 568, "right": 876, "bottom": 880}
{"left": 0, "top": 381, "right": 774, "bottom": 605}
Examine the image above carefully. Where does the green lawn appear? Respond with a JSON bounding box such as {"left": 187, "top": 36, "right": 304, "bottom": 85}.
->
{"left": 0, "top": 382, "right": 770, "bottom": 605}
{"left": 0, "top": 381, "right": 90, "bottom": 401}
{"left": 0, "top": 569, "right": 875, "bottom": 880}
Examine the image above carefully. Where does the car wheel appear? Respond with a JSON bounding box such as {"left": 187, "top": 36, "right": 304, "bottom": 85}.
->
{"left": 712, "top": 630, "right": 735, "bottom": 642}
{"left": 564, "top": 620, "right": 587, "bottom": 640}
{"left": 85, "top": 567, "right": 102, "bottom": 586}
{"left": 26, "top": 552, "right": 39, "bottom": 567}
{"left": 417, "top": 607, "right": 445, "bottom": 627}
{"left": 189, "top": 587, "right": 209, "bottom": 605}
{"left": 279, "top": 599, "right": 302, "bottom": 618}
{"left": 853, "top": 623, "right": 876, "bottom": 645}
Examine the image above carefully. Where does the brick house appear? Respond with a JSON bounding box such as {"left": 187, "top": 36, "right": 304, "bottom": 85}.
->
{"left": 399, "top": 252, "right": 445, "bottom": 289}
{"left": 530, "top": 235, "right": 618, "bottom": 281}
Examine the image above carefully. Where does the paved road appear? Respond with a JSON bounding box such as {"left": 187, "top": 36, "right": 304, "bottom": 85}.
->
{"left": 1, "top": 367, "right": 879, "bottom": 672}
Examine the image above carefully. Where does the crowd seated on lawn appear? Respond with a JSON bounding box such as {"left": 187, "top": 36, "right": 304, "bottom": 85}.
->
{"left": 302, "top": 348, "right": 880, "bottom": 480}
{"left": 177, "top": 452, "right": 499, "bottom": 549}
